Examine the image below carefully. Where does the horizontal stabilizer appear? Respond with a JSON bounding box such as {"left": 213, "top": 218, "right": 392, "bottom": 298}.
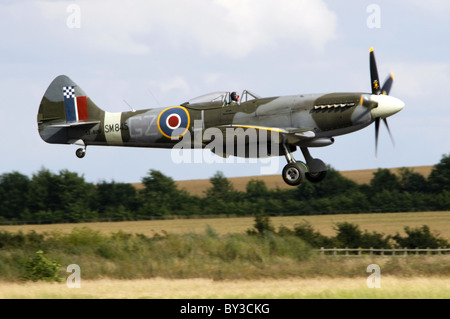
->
{"left": 44, "top": 120, "right": 100, "bottom": 128}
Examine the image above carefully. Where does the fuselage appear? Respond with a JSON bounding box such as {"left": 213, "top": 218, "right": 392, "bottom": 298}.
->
{"left": 38, "top": 87, "right": 404, "bottom": 154}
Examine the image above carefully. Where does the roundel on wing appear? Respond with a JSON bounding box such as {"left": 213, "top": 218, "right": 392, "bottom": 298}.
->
{"left": 157, "top": 106, "right": 190, "bottom": 139}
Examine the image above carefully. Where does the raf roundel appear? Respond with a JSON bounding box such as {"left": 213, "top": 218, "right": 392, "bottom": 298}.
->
{"left": 157, "top": 106, "right": 190, "bottom": 139}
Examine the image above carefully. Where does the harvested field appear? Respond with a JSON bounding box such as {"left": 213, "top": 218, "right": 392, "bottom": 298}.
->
{"left": 1, "top": 211, "right": 448, "bottom": 239}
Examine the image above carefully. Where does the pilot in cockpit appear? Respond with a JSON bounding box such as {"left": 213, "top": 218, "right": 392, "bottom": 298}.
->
{"left": 230, "top": 92, "right": 240, "bottom": 103}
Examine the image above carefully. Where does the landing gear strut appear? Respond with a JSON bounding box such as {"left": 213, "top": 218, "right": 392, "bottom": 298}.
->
{"left": 281, "top": 145, "right": 327, "bottom": 186}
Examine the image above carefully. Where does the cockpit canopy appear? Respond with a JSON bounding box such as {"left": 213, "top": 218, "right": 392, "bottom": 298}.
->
{"left": 187, "top": 91, "right": 229, "bottom": 105}
{"left": 182, "top": 90, "right": 261, "bottom": 108}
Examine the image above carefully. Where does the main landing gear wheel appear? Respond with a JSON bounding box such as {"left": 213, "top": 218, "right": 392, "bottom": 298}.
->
{"left": 76, "top": 148, "right": 86, "bottom": 159}
{"left": 305, "top": 170, "right": 327, "bottom": 183}
{"left": 282, "top": 162, "right": 305, "bottom": 186}
{"left": 281, "top": 144, "right": 328, "bottom": 186}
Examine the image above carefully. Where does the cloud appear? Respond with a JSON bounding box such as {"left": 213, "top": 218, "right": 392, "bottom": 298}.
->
{"left": 389, "top": 61, "right": 450, "bottom": 101}
{"left": 406, "top": 0, "right": 450, "bottom": 20}
{"left": 26, "top": 0, "right": 337, "bottom": 59}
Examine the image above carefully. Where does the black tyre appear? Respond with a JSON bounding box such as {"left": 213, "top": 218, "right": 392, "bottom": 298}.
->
{"left": 76, "top": 148, "right": 86, "bottom": 159}
{"left": 305, "top": 170, "right": 327, "bottom": 183}
{"left": 282, "top": 162, "right": 305, "bottom": 186}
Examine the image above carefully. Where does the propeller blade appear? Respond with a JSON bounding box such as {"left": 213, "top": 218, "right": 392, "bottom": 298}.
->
{"left": 375, "top": 117, "right": 380, "bottom": 157}
{"left": 381, "top": 73, "right": 394, "bottom": 95}
{"left": 383, "top": 118, "right": 395, "bottom": 147}
{"left": 370, "top": 47, "right": 381, "bottom": 95}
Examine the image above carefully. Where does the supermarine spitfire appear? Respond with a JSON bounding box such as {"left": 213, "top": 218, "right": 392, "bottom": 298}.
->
{"left": 37, "top": 48, "right": 404, "bottom": 186}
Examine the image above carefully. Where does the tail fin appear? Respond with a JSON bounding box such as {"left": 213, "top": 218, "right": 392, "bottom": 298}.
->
{"left": 37, "top": 75, "right": 104, "bottom": 144}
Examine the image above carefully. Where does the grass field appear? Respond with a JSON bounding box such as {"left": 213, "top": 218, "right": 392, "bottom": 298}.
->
{"left": 1, "top": 276, "right": 449, "bottom": 299}
{"left": 1, "top": 211, "right": 449, "bottom": 239}
{"left": 1, "top": 210, "right": 449, "bottom": 299}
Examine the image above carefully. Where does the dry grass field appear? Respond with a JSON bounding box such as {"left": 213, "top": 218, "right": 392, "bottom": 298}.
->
{"left": 1, "top": 210, "right": 449, "bottom": 299}
{"left": 1, "top": 276, "right": 449, "bottom": 299}
{"left": 1, "top": 211, "right": 449, "bottom": 239}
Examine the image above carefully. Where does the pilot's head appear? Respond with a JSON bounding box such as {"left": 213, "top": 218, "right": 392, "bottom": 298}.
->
{"left": 231, "top": 92, "right": 239, "bottom": 102}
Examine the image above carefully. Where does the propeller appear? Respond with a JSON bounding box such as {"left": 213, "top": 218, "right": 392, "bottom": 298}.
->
{"left": 369, "top": 47, "right": 396, "bottom": 157}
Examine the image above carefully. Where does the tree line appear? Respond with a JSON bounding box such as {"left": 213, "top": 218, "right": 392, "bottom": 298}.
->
{"left": 0, "top": 153, "right": 449, "bottom": 224}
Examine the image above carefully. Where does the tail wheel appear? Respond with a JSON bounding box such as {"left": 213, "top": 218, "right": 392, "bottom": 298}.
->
{"left": 282, "top": 162, "right": 305, "bottom": 186}
{"left": 76, "top": 148, "right": 86, "bottom": 159}
{"left": 305, "top": 171, "right": 327, "bottom": 183}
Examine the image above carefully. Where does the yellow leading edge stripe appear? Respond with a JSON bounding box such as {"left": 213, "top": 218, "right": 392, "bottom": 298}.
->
{"left": 230, "top": 125, "right": 283, "bottom": 133}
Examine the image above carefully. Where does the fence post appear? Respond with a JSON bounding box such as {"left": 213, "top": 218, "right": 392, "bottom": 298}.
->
{"left": 320, "top": 247, "right": 324, "bottom": 256}
{"left": 358, "top": 247, "right": 362, "bottom": 256}
{"left": 370, "top": 247, "right": 373, "bottom": 256}
{"left": 334, "top": 247, "right": 337, "bottom": 256}
{"left": 404, "top": 247, "right": 407, "bottom": 257}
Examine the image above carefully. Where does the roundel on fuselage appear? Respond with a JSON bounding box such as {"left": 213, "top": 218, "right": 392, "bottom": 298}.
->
{"left": 157, "top": 106, "right": 190, "bottom": 139}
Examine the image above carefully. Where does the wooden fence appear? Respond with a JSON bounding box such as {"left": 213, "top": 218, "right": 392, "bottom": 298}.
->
{"left": 318, "top": 247, "right": 450, "bottom": 256}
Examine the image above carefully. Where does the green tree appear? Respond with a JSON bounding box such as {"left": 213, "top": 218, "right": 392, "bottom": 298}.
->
{"left": 57, "top": 170, "right": 98, "bottom": 221}
{"left": 205, "top": 171, "right": 236, "bottom": 201}
{"left": 96, "top": 181, "right": 138, "bottom": 218}
{"left": 428, "top": 153, "right": 450, "bottom": 193}
{"left": 292, "top": 220, "right": 335, "bottom": 248}
{"left": 27, "top": 169, "right": 97, "bottom": 222}
{"left": 334, "top": 222, "right": 362, "bottom": 248}
{"left": 398, "top": 167, "right": 428, "bottom": 193}
{"left": 27, "top": 168, "right": 60, "bottom": 213}
{"left": 0, "top": 172, "right": 30, "bottom": 220}
{"left": 392, "top": 225, "right": 449, "bottom": 249}
{"left": 139, "top": 170, "right": 197, "bottom": 216}
{"left": 296, "top": 166, "right": 358, "bottom": 200}
{"left": 203, "top": 171, "right": 243, "bottom": 215}
{"left": 370, "top": 168, "right": 401, "bottom": 193}
{"left": 246, "top": 179, "right": 269, "bottom": 201}
{"left": 247, "top": 214, "right": 275, "bottom": 235}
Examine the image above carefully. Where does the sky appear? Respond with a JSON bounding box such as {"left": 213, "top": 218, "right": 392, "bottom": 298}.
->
{"left": 1, "top": 0, "right": 449, "bottom": 184}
